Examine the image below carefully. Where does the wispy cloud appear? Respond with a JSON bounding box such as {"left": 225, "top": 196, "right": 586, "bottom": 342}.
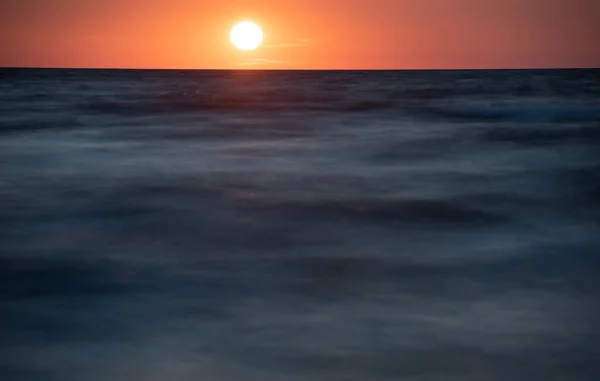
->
{"left": 265, "top": 38, "right": 310, "bottom": 49}
{"left": 239, "top": 58, "right": 284, "bottom": 67}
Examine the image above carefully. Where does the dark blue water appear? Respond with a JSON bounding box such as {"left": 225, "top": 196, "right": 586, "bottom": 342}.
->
{"left": 1, "top": 68, "right": 599, "bottom": 380}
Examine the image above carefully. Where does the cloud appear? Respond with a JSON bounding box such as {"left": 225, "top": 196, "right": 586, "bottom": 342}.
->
{"left": 265, "top": 38, "right": 310, "bottom": 49}
{"left": 238, "top": 58, "right": 284, "bottom": 66}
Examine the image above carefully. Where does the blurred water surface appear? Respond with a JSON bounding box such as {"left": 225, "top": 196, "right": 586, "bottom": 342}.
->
{"left": 1, "top": 68, "right": 599, "bottom": 380}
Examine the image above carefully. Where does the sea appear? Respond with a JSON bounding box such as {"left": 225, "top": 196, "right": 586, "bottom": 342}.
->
{"left": 1, "top": 68, "right": 599, "bottom": 381}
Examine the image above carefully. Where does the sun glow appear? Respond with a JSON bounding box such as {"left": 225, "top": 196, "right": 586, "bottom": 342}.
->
{"left": 230, "top": 21, "right": 263, "bottom": 51}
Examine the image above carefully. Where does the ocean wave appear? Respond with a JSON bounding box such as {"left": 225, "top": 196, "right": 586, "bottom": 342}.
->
{"left": 82, "top": 91, "right": 600, "bottom": 125}
{"left": 0, "top": 257, "right": 138, "bottom": 301}
{"left": 419, "top": 105, "right": 600, "bottom": 123}
{"left": 83, "top": 96, "right": 397, "bottom": 115}
{"left": 0, "top": 117, "right": 81, "bottom": 135}
{"left": 237, "top": 198, "right": 509, "bottom": 227}
{"left": 477, "top": 124, "right": 600, "bottom": 144}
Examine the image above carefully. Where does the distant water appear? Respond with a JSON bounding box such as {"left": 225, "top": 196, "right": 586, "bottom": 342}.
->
{"left": 1, "top": 68, "right": 599, "bottom": 381}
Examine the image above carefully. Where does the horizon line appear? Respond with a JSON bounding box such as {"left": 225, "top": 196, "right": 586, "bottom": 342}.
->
{"left": 2, "top": 65, "right": 599, "bottom": 71}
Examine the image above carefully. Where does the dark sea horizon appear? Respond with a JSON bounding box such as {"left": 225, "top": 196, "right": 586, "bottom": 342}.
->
{"left": 1, "top": 67, "right": 599, "bottom": 381}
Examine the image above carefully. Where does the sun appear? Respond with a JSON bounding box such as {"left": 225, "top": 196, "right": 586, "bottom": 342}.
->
{"left": 230, "top": 21, "right": 263, "bottom": 51}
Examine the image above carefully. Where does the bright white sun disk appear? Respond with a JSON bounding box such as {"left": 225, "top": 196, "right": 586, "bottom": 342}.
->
{"left": 230, "top": 21, "right": 263, "bottom": 50}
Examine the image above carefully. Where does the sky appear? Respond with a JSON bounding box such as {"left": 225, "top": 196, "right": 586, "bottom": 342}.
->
{"left": 2, "top": 0, "right": 599, "bottom": 69}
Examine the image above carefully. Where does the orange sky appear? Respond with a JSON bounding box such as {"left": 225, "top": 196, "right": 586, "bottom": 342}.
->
{"left": 2, "top": 0, "right": 599, "bottom": 69}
